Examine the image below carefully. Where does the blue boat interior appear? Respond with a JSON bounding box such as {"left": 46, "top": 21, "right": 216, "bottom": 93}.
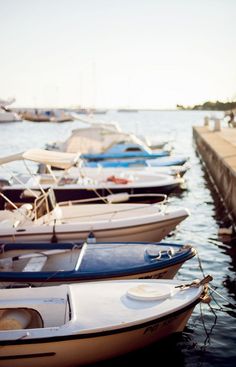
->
{"left": 0, "top": 241, "right": 196, "bottom": 282}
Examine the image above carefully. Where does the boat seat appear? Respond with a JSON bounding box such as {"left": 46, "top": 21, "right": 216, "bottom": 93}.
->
{"left": 22, "top": 256, "right": 48, "bottom": 272}
{"left": 42, "top": 249, "right": 80, "bottom": 272}
{"left": 0, "top": 219, "right": 13, "bottom": 228}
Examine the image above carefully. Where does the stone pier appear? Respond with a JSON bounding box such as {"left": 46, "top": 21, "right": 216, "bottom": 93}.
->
{"left": 192, "top": 122, "right": 236, "bottom": 225}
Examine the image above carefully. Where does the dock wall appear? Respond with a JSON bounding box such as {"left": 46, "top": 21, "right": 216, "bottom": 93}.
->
{"left": 193, "top": 126, "right": 236, "bottom": 224}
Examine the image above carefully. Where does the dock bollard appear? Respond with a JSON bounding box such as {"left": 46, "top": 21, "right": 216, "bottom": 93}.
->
{"left": 204, "top": 116, "right": 209, "bottom": 127}
{"left": 213, "top": 118, "right": 221, "bottom": 131}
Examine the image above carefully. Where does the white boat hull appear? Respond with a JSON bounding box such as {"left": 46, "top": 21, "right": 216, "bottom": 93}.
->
{"left": 0, "top": 306, "right": 194, "bottom": 367}
{"left": 0, "top": 215, "right": 186, "bottom": 243}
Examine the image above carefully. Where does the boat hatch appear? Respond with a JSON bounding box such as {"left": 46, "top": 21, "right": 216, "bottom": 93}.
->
{"left": 0, "top": 308, "right": 43, "bottom": 329}
{"left": 126, "top": 283, "right": 173, "bottom": 301}
{"left": 0, "top": 286, "right": 71, "bottom": 329}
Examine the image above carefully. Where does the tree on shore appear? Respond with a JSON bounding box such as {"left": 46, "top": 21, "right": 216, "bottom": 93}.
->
{"left": 176, "top": 100, "right": 236, "bottom": 111}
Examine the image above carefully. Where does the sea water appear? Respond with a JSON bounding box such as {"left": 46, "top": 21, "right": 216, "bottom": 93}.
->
{"left": 0, "top": 110, "right": 235, "bottom": 366}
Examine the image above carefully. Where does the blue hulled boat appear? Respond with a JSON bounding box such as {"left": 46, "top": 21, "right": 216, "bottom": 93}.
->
{"left": 0, "top": 241, "right": 196, "bottom": 286}
{"left": 85, "top": 155, "right": 188, "bottom": 168}
{"left": 81, "top": 142, "right": 170, "bottom": 161}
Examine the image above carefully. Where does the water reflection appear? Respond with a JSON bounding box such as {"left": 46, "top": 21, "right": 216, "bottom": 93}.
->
{"left": 94, "top": 333, "right": 186, "bottom": 367}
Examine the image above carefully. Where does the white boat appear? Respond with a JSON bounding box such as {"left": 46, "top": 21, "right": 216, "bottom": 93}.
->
{"left": 68, "top": 164, "right": 190, "bottom": 177}
{"left": 0, "top": 276, "right": 212, "bottom": 367}
{"left": 0, "top": 149, "right": 189, "bottom": 243}
{"left": 0, "top": 187, "right": 189, "bottom": 243}
{"left": 47, "top": 117, "right": 171, "bottom": 154}
{"left": 0, "top": 98, "right": 21, "bottom": 123}
{"left": 0, "top": 149, "right": 185, "bottom": 206}
{"left": 46, "top": 123, "right": 144, "bottom": 154}
{"left": 19, "top": 109, "right": 74, "bottom": 123}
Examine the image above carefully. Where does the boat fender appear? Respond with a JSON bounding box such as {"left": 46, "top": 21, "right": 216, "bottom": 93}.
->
{"left": 106, "top": 192, "right": 130, "bottom": 203}
{"left": 19, "top": 203, "right": 33, "bottom": 217}
{"left": 52, "top": 206, "right": 63, "bottom": 220}
{"left": 0, "top": 309, "right": 32, "bottom": 330}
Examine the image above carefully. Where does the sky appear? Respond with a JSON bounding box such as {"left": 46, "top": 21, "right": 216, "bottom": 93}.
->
{"left": 0, "top": 0, "right": 236, "bottom": 109}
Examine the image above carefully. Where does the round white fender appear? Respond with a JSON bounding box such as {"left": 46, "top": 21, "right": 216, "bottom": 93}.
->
{"left": 106, "top": 192, "right": 130, "bottom": 203}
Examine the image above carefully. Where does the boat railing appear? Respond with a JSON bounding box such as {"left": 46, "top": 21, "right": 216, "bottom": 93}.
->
{"left": 33, "top": 188, "right": 56, "bottom": 220}
{"left": 58, "top": 193, "right": 168, "bottom": 207}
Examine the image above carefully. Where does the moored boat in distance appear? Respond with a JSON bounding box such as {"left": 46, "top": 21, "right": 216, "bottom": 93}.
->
{"left": 0, "top": 98, "right": 21, "bottom": 123}
{"left": 46, "top": 118, "right": 172, "bottom": 154}
{"left": 81, "top": 141, "right": 170, "bottom": 161}
{"left": 86, "top": 154, "right": 189, "bottom": 168}
{"left": 19, "top": 109, "right": 74, "bottom": 123}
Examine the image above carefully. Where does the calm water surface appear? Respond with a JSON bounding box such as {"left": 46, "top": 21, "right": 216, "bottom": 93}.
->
{"left": 1, "top": 110, "right": 236, "bottom": 366}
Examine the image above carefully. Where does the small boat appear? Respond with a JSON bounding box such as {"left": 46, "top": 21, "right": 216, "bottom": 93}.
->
{"left": 46, "top": 122, "right": 151, "bottom": 154}
{"left": 86, "top": 155, "right": 189, "bottom": 168}
{"left": 20, "top": 109, "right": 74, "bottom": 123}
{"left": 0, "top": 149, "right": 185, "bottom": 206}
{"left": 0, "top": 241, "right": 196, "bottom": 287}
{"left": 0, "top": 98, "right": 21, "bottom": 123}
{"left": 147, "top": 155, "right": 189, "bottom": 167}
{"left": 116, "top": 164, "right": 190, "bottom": 177}
{"left": 41, "top": 162, "right": 190, "bottom": 178}
{"left": 0, "top": 107, "right": 21, "bottom": 123}
{"left": 1, "top": 171, "right": 184, "bottom": 204}
{"left": 68, "top": 163, "right": 190, "bottom": 177}
{"left": 0, "top": 188, "right": 190, "bottom": 243}
{"left": 0, "top": 276, "right": 212, "bottom": 367}
{"left": 48, "top": 117, "right": 171, "bottom": 154}
{"left": 81, "top": 141, "right": 169, "bottom": 161}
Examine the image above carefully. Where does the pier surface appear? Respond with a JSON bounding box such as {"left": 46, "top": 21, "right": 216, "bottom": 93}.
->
{"left": 193, "top": 125, "right": 236, "bottom": 225}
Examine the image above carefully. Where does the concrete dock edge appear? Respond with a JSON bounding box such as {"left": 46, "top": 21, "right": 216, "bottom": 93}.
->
{"left": 193, "top": 125, "right": 236, "bottom": 226}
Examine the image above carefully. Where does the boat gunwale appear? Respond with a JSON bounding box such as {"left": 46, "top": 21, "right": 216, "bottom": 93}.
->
{"left": 0, "top": 296, "right": 201, "bottom": 346}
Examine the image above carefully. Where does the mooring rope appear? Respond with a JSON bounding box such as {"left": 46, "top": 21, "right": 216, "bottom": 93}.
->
{"left": 192, "top": 248, "right": 235, "bottom": 364}
{"left": 196, "top": 250, "right": 236, "bottom": 309}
